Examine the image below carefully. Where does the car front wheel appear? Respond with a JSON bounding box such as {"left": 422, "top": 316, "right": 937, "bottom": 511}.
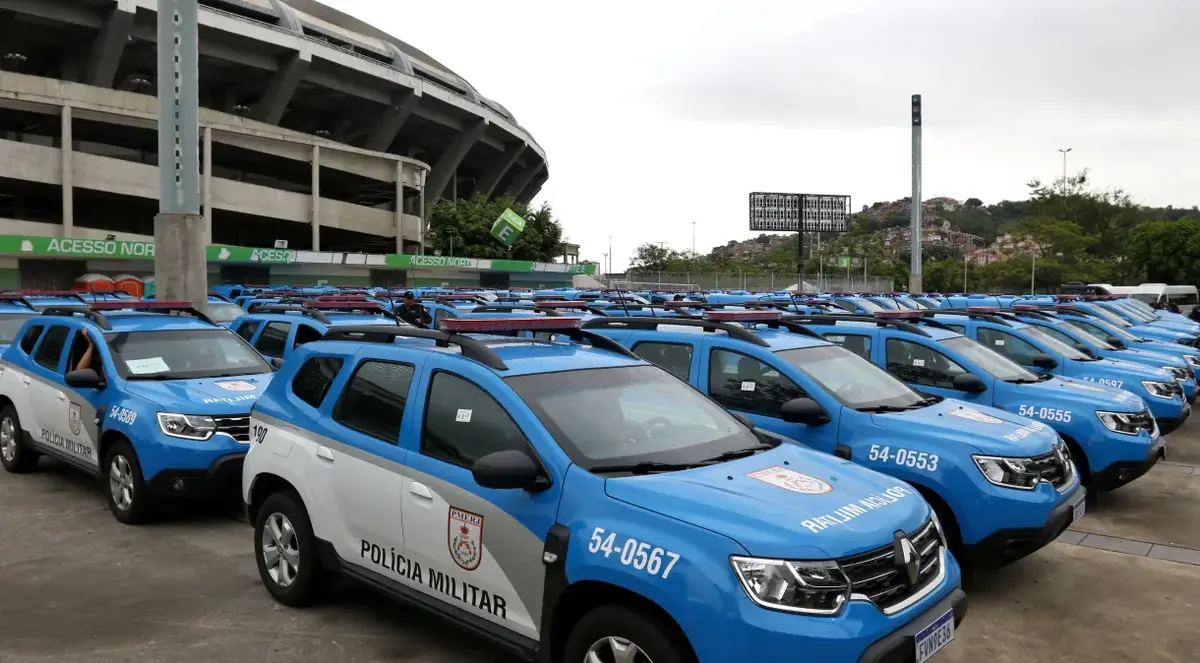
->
{"left": 0, "top": 405, "right": 37, "bottom": 474}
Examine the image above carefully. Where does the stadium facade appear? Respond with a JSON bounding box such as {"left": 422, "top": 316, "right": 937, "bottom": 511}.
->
{"left": 0, "top": 0, "right": 549, "bottom": 286}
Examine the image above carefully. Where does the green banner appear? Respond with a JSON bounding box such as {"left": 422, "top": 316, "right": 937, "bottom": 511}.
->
{"left": 0, "top": 234, "right": 595, "bottom": 274}
{"left": 207, "top": 244, "right": 293, "bottom": 264}
{"left": 0, "top": 235, "right": 156, "bottom": 259}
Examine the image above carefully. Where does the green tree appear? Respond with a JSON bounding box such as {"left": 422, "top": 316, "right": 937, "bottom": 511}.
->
{"left": 1127, "top": 218, "right": 1200, "bottom": 285}
{"left": 630, "top": 243, "right": 682, "bottom": 272}
{"left": 426, "top": 194, "right": 564, "bottom": 261}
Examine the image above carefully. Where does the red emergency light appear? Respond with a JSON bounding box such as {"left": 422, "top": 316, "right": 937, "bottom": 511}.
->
{"left": 873, "top": 310, "right": 925, "bottom": 319}
{"left": 532, "top": 295, "right": 567, "bottom": 301}
{"left": 316, "top": 294, "right": 371, "bottom": 301}
{"left": 1011, "top": 304, "right": 1043, "bottom": 311}
{"left": 13, "top": 290, "right": 83, "bottom": 297}
{"left": 435, "top": 294, "right": 484, "bottom": 301}
{"left": 965, "top": 306, "right": 1000, "bottom": 313}
{"left": 702, "top": 310, "right": 783, "bottom": 322}
{"left": 89, "top": 300, "right": 192, "bottom": 310}
{"left": 535, "top": 300, "right": 589, "bottom": 308}
{"left": 438, "top": 316, "right": 583, "bottom": 332}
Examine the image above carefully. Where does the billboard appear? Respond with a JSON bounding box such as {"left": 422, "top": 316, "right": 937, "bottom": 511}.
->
{"left": 749, "top": 193, "right": 851, "bottom": 232}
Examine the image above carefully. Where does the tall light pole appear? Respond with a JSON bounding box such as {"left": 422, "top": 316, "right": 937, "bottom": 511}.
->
{"left": 1058, "top": 147, "right": 1072, "bottom": 183}
{"left": 691, "top": 221, "right": 696, "bottom": 256}
{"left": 155, "top": 0, "right": 206, "bottom": 310}
{"left": 909, "top": 94, "right": 923, "bottom": 294}
{"left": 608, "top": 234, "right": 613, "bottom": 275}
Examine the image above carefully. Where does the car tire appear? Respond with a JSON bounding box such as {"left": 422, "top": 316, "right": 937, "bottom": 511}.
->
{"left": 563, "top": 605, "right": 693, "bottom": 663}
{"left": 0, "top": 405, "right": 38, "bottom": 474}
{"left": 104, "top": 440, "right": 153, "bottom": 525}
{"left": 254, "top": 490, "right": 325, "bottom": 607}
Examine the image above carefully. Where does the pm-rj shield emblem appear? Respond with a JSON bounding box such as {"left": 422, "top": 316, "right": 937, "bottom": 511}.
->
{"left": 68, "top": 403, "right": 82, "bottom": 436}
{"left": 448, "top": 507, "right": 484, "bottom": 571}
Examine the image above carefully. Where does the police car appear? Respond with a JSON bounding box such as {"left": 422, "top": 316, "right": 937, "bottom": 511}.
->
{"left": 1049, "top": 303, "right": 1200, "bottom": 370}
{"left": 0, "top": 295, "right": 40, "bottom": 351}
{"left": 799, "top": 310, "right": 1165, "bottom": 492}
{"left": 230, "top": 300, "right": 409, "bottom": 363}
{"left": 584, "top": 309, "right": 1082, "bottom": 571}
{"left": 0, "top": 300, "right": 274, "bottom": 523}
{"left": 243, "top": 315, "right": 966, "bottom": 663}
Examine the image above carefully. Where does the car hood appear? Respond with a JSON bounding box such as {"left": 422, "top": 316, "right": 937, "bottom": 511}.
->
{"left": 1133, "top": 325, "right": 1196, "bottom": 343}
{"left": 1088, "top": 358, "right": 1173, "bottom": 381}
{"left": 1017, "top": 376, "right": 1146, "bottom": 413}
{"left": 123, "top": 374, "right": 273, "bottom": 413}
{"left": 869, "top": 398, "right": 1058, "bottom": 456}
{"left": 1136, "top": 340, "right": 1198, "bottom": 357}
{"left": 604, "top": 444, "right": 929, "bottom": 559}
{"left": 1115, "top": 348, "right": 1185, "bottom": 368}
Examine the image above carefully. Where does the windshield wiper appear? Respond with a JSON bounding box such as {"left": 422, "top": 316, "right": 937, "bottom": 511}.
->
{"left": 588, "top": 460, "right": 710, "bottom": 475}
{"left": 125, "top": 374, "right": 179, "bottom": 381}
{"left": 699, "top": 443, "right": 776, "bottom": 463}
{"left": 856, "top": 404, "right": 915, "bottom": 413}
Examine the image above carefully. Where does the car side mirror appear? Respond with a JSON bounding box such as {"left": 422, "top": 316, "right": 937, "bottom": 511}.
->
{"left": 472, "top": 450, "right": 548, "bottom": 492}
{"left": 64, "top": 368, "right": 105, "bottom": 390}
{"left": 270, "top": 357, "right": 285, "bottom": 370}
{"left": 780, "top": 397, "right": 830, "bottom": 426}
{"left": 1032, "top": 354, "right": 1059, "bottom": 369}
{"left": 1110, "top": 339, "right": 1127, "bottom": 349}
{"left": 952, "top": 372, "right": 987, "bottom": 393}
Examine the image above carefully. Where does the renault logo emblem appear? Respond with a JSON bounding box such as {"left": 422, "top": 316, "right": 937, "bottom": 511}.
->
{"left": 893, "top": 532, "right": 921, "bottom": 588}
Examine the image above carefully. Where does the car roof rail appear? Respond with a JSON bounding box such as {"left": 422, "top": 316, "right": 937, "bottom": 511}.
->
{"left": 253, "top": 304, "right": 332, "bottom": 325}
{"left": 320, "top": 320, "right": 638, "bottom": 370}
{"left": 1008, "top": 305, "right": 1056, "bottom": 320}
{"left": 305, "top": 301, "right": 402, "bottom": 323}
{"left": 933, "top": 307, "right": 1012, "bottom": 326}
{"left": 0, "top": 294, "right": 37, "bottom": 310}
{"left": 39, "top": 305, "right": 113, "bottom": 330}
{"left": 784, "top": 313, "right": 933, "bottom": 337}
{"left": 86, "top": 301, "right": 217, "bottom": 326}
{"left": 580, "top": 317, "right": 771, "bottom": 347}
{"left": 469, "top": 305, "right": 562, "bottom": 316}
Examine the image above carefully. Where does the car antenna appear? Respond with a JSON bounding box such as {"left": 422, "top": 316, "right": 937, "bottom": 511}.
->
{"left": 613, "top": 285, "right": 639, "bottom": 318}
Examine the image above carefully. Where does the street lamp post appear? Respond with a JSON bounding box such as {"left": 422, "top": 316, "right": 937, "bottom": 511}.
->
{"left": 1058, "top": 147, "right": 1072, "bottom": 184}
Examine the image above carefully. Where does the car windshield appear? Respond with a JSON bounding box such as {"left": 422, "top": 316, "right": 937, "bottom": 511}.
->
{"left": 939, "top": 336, "right": 1040, "bottom": 382}
{"left": 0, "top": 314, "right": 34, "bottom": 343}
{"left": 1132, "top": 294, "right": 1159, "bottom": 305}
{"left": 507, "top": 365, "right": 758, "bottom": 469}
{"left": 774, "top": 345, "right": 925, "bottom": 410}
{"left": 1113, "top": 302, "right": 1155, "bottom": 322}
{"left": 1087, "top": 305, "right": 1133, "bottom": 328}
{"left": 1054, "top": 322, "right": 1116, "bottom": 350}
{"left": 104, "top": 329, "right": 271, "bottom": 380}
{"left": 869, "top": 298, "right": 899, "bottom": 310}
{"left": 1036, "top": 324, "right": 1114, "bottom": 351}
{"left": 207, "top": 303, "right": 248, "bottom": 323}
{"left": 853, "top": 298, "right": 885, "bottom": 312}
{"left": 1022, "top": 326, "right": 1091, "bottom": 360}
{"left": 1066, "top": 318, "right": 1140, "bottom": 343}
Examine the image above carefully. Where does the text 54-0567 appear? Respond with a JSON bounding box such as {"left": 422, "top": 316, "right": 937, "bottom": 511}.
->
{"left": 587, "top": 527, "right": 680, "bottom": 580}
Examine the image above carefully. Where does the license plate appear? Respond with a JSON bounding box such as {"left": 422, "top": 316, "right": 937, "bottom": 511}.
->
{"left": 1072, "top": 494, "right": 1087, "bottom": 522}
{"left": 915, "top": 610, "right": 955, "bottom": 663}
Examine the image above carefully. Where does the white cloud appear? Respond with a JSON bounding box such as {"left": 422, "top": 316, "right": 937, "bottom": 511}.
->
{"left": 324, "top": 0, "right": 1200, "bottom": 270}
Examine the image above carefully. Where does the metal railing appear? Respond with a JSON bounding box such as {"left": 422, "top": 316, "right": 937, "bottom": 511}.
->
{"left": 607, "top": 272, "right": 894, "bottom": 293}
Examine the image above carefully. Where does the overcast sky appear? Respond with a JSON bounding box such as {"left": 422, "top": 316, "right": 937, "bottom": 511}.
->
{"left": 327, "top": 0, "right": 1200, "bottom": 270}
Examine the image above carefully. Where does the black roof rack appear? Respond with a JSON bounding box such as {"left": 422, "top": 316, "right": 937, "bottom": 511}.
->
{"left": 783, "top": 313, "right": 935, "bottom": 337}
{"left": 933, "top": 308, "right": 1012, "bottom": 326}
{"left": 320, "top": 324, "right": 638, "bottom": 370}
{"left": 40, "top": 305, "right": 113, "bottom": 330}
{"left": 253, "top": 304, "right": 332, "bottom": 324}
{"left": 581, "top": 317, "right": 771, "bottom": 347}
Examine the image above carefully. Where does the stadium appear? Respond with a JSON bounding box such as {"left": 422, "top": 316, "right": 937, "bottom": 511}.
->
{"left": 0, "top": 0, "right": 552, "bottom": 286}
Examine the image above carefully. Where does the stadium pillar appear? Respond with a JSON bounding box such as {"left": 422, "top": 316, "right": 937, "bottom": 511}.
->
{"left": 365, "top": 89, "right": 420, "bottom": 152}
{"left": 61, "top": 105, "right": 73, "bottom": 237}
{"left": 424, "top": 119, "right": 487, "bottom": 203}
{"left": 154, "top": 0, "right": 207, "bottom": 311}
{"left": 203, "top": 125, "right": 212, "bottom": 242}
{"left": 311, "top": 145, "right": 321, "bottom": 250}
{"left": 418, "top": 172, "right": 426, "bottom": 254}
{"left": 476, "top": 142, "right": 526, "bottom": 199}
{"left": 394, "top": 160, "right": 404, "bottom": 254}
{"left": 87, "top": 2, "right": 134, "bottom": 88}
{"left": 505, "top": 161, "right": 543, "bottom": 200}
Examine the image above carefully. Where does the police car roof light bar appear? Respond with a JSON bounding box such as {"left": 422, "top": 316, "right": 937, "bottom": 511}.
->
{"left": 322, "top": 325, "right": 509, "bottom": 370}
{"left": 580, "top": 317, "right": 771, "bottom": 347}
{"left": 934, "top": 308, "right": 1011, "bottom": 326}
{"left": 470, "top": 305, "right": 559, "bottom": 316}
{"left": 0, "top": 294, "right": 36, "bottom": 310}
{"left": 439, "top": 316, "right": 582, "bottom": 333}
{"left": 964, "top": 306, "right": 1000, "bottom": 313}
{"left": 435, "top": 294, "right": 486, "bottom": 302}
{"left": 87, "top": 301, "right": 217, "bottom": 325}
{"left": 703, "top": 310, "right": 784, "bottom": 323}
{"left": 39, "top": 305, "right": 113, "bottom": 330}
{"left": 786, "top": 313, "right": 934, "bottom": 337}
{"left": 306, "top": 301, "right": 383, "bottom": 311}
{"left": 255, "top": 304, "right": 332, "bottom": 324}
{"left": 533, "top": 300, "right": 589, "bottom": 309}
{"left": 873, "top": 310, "right": 925, "bottom": 320}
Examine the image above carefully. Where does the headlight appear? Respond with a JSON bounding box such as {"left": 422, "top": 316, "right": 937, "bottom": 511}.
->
{"left": 973, "top": 455, "right": 1041, "bottom": 490}
{"left": 156, "top": 412, "right": 217, "bottom": 440}
{"left": 1185, "top": 355, "right": 1200, "bottom": 367}
{"left": 1096, "top": 410, "right": 1144, "bottom": 435}
{"left": 1165, "top": 366, "right": 1189, "bottom": 381}
{"left": 730, "top": 556, "right": 850, "bottom": 615}
{"left": 1142, "top": 380, "right": 1179, "bottom": 399}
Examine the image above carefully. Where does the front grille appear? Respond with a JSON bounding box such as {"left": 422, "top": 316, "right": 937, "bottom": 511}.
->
{"left": 1029, "top": 448, "right": 1070, "bottom": 488}
{"left": 839, "top": 518, "right": 942, "bottom": 612}
{"left": 213, "top": 415, "right": 251, "bottom": 443}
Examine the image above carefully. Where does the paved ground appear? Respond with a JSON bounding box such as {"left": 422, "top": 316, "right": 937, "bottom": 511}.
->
{"left": 4, "top": 422, "right": 1200, "bottom": 662}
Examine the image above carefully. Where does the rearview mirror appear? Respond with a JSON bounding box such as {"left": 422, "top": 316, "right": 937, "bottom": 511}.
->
{"left": 951, "top": 372, "right": 987, "bottom": 393}
{"left": 472, "top": 450, "right": 548, "bottom": 491}
{"left": 1032, "top": 354, "right": 1059, "bottom": 369}
{"left": 64, "top": 368, "right": 105, "bottom": 390}
{"left": 780, "top": 397, "right": 830, "bottom": 426}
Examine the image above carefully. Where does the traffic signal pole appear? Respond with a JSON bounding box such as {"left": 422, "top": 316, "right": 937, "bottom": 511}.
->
{"left": 154, "top": 0, "right": 207, "bottom": 311}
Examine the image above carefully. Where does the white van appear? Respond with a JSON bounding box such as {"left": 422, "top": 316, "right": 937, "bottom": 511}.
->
{"left": 1089, "top": 283, "right": 1198, "bottom": 310}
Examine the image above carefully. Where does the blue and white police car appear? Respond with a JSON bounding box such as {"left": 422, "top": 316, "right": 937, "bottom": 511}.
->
{"left": 243, "top": 315, "right": 966, "bottom": 663}
{"left": 0, "top": 300, "right": 274, "bottom": 523}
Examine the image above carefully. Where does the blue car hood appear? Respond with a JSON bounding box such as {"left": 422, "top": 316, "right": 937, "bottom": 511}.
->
{"left": 1136, "top": 340, "right": 1198, "bottom": 357}
{"left": 1085, "top": 357, "right": 1173, "bottom": 382}
{"left": 1115, "top": 348, "right": 1183, "bottom": 368}
{"left": 869, "top": 398, "right": 1058, "bottom": 456}
{"left": 604, "top": 444, "right": 929, "bottom": 559}
{"left": 1132, "top": 325, "right": 1195, "bottom": 343}
{"left": 124, "top": 374, "right": 273, "bottom": 413}
{"left": 1019, "top": 376, "right": 1146, "bottom": 413}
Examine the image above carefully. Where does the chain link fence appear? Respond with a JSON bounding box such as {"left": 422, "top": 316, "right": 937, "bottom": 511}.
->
{"left": 607, "top": 272, "right": 894, "bottom": 293}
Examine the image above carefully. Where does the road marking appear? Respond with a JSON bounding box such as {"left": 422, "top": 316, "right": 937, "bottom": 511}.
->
{"left": 1059, "top": 529, "right": 1200, "bottom": 567}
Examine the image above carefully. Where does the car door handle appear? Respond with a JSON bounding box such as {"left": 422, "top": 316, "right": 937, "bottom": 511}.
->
{"left": 409, "top": 482, "right": 433, "bottom": 500}
{"left": 20, "top": 376, "right": 30, "bottom": 386}
{"left": 316, "top": 446, "right": 334, "bottom": 462}
{"left": 55, "top": 393, "right": 67, "bottom": 402}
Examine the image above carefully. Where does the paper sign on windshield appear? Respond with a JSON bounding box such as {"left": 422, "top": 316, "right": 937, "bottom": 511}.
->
{"left": 125, "top": 357, "right": 169, "bottom": 374}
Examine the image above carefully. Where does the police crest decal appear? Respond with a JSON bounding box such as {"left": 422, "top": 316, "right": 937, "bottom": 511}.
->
{"left": 68, "top": 403, "right": 82, "bottom": 436}
{"left": 448, "top": 507, "right": 484, "bottom": 571}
